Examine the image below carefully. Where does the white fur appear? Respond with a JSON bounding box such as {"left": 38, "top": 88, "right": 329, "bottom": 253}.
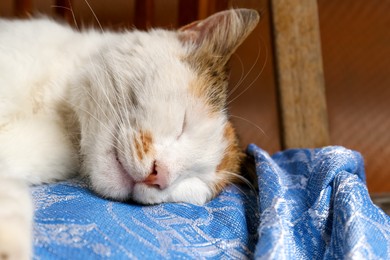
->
{"left": 0, "top": 9, "right": 259, "bottom": 258}
{"left": 0, "top": 18, "right": 227, "bottom": 258}
{"left": 0, "top": 177, "right": 32, "bottom": 260}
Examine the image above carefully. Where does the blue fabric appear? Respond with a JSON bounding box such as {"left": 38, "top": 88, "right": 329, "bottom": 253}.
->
{"left": 32, "top": 145, "right": 390, "bottom": 259}
{"left": 32, "top": 180, "right": 259, "bottom": 259}
{"left": 248, "top": 144, "right": 390, "bottom": 259}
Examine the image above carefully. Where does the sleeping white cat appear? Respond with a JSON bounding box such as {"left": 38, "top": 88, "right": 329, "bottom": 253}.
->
{"left": 0, "top": 9, "right": 259, "bottom": 259}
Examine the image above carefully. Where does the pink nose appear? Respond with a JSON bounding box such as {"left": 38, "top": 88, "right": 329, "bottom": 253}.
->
{"left": 143, "top": 161, "right": 169, "bottom": 189}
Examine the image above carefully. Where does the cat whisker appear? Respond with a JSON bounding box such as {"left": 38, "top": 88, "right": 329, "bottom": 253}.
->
{"left": 56, "top": 94, "right": 127, "bottom": 157}
{"left": 50, "top": 6, "right": 71, "bottom": 13}
{"left": 86, "top": 50, "right": 136, "bottom": 158}
{"left": 111, "top": 68, "right": 136, "bottom": 132}
{"left": 83, "top": 0, "right": 103, "bottom": 32}
{"left": 108, "top": 71, "right": 137, "bottom": 141}
{"left": 229, "top": 114, "right": 267, "bottom": 138}
{"left": 67, "top": 0, "right": 79, "bottom": 31}
{"left": 84, "top": 66, "right": 120, "bottom": 129}
{"left": 227, "top": 37, "right": 268, "bottom": 105}
{"left": 100, "top": 56, "right": 133, "bottom": 128}
{"left": 122, "top": 128, "right": 139, "bottom": 162}
{"left": 229, "top": 53, "right": 245, "bottom": 95}
{"left": 84, "top": 2, "right": 134, "bottom": 134}
{"left": 102, "top": 69, "right": 141, "bottom": 160}
{"left": 80, "top": 1, "right": 126, "bottom": 131}
{"left": 82, "top": 89, "right": 129, "bottom": 157}
{"left": 80, "top": 73, "right": 114, "bottom": 125}
{"left": 89, "top": 57, "right": 126, "bottom": 128}
{"left": 85, "top": 0, "right": 131, "bottom": 132}
{"left": 220, "top": 170, "right": 257, "bottom": 195}
{"left": 228, "top": 40, "right": 261, "bottom": 98}
{"left": 50, "top": 1, "right": 79, "bottom": 31}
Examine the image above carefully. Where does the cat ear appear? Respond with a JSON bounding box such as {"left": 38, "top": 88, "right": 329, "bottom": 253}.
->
{"left": 178, "top": 9, "right": 260, "bottom": 61}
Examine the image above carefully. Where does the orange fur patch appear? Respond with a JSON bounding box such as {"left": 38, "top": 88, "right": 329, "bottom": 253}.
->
{"left": 189, "top": 75, "right": 228, "bottom": 114}
{"left": 141, "top": 131, "right": 153, "bottom": 154}
{"left": 213, "top": 121, "right": 245, "bottom": 196}
{"left": 134, "top": 139, "right": 143, "bottom": 160}
{"left": 134, "top": 130, "right": 153, "bottom": 160}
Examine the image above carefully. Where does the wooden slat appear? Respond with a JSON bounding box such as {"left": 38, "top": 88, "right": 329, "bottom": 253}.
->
{"left": 134, "top": 0, "right": 154, "bottom": 30}
{"left": 14, "top": 0, "right": 32, "bottom": 17}
{"left": 270, "top": 0, "right": 330, "bottom": 148}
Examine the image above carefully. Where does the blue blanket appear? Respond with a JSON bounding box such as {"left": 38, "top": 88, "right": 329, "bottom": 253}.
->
{"left": 32, "top": 145, "right": 390, "bottom": 259}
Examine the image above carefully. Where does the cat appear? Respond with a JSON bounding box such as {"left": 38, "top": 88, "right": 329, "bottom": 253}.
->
{"left": 0, "top": 8, "right": 259, "bottom": 259}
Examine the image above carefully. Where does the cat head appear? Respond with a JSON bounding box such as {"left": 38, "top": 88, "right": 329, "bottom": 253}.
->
{"left": 72, "top": 9, "right": 259, "bottom": 205}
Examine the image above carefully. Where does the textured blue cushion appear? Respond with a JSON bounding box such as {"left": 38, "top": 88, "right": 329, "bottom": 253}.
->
{"left": 32, "top": 145, "right": 390, "bottom": 259}
{"left": 32, "top": 179, "right": 259, "bottom": 259}
{"left": 248, "top": 144, "right": 390, "bottom": 259}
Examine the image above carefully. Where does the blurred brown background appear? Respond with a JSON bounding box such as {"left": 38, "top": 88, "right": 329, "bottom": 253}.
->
{"left": 1, "top": 0, "right": 389, "bottom": 193}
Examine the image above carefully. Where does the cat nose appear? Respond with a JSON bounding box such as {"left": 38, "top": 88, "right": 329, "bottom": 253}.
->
{"left": 143, "top": 161, "right": 169, "bottom": 189}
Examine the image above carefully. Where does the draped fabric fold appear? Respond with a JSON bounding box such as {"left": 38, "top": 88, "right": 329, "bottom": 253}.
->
{"left": 248, "top": 144, "right": 390, "bottom": 259}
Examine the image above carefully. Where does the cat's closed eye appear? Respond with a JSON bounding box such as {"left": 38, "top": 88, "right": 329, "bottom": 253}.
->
{"left": 177, "top": 112, "right": 186, "bottom": 139}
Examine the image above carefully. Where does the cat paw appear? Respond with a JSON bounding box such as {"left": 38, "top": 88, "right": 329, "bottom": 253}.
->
{"left": 0, "top": 178, "right": 33, "bottom": 260}
{"left": 0, "top": 218, "right": 31, "bottom": 260}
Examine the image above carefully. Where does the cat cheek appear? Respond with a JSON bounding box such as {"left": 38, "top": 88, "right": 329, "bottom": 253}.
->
{"left": 87, "top": 154, "right": 135, "bottom": 201}
{"left": 90, "top": 173, "right": 134, "bottom": 201}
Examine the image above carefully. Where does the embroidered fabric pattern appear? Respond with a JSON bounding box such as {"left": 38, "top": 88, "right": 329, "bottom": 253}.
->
{"left": 32, "top": 179, "right": 259, "bottom": 259}
{"left": 248, "top": 144, "right": 390, "bottom": 259}
{"left": 32, "top": 145, "right": 390, "bottom": 259}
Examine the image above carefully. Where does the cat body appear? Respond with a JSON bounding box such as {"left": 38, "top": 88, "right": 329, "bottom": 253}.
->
{"left": 0, "top": 9, "right": 259, "bottom": 259}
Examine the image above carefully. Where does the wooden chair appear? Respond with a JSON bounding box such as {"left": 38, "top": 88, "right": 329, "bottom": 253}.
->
{"left": 12, "top": 0, "right": 330, "bottom": 150}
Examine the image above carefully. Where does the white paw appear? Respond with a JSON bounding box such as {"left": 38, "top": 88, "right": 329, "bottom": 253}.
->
{"left": 0, "top": 219, "right": 31, "bottom": 260}
{"left": 0, "top": 178, "right": 33, "bottom": 260}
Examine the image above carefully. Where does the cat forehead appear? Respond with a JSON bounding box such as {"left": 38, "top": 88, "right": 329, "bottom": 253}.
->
{"left": 116, "top": 30, "right": 186, "bottom": 61}
{"left": 105, "top": 30, "right": 189, "bottom": 80}
{"left": 97, "top": 29, "right": 228, "bottom": 116}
